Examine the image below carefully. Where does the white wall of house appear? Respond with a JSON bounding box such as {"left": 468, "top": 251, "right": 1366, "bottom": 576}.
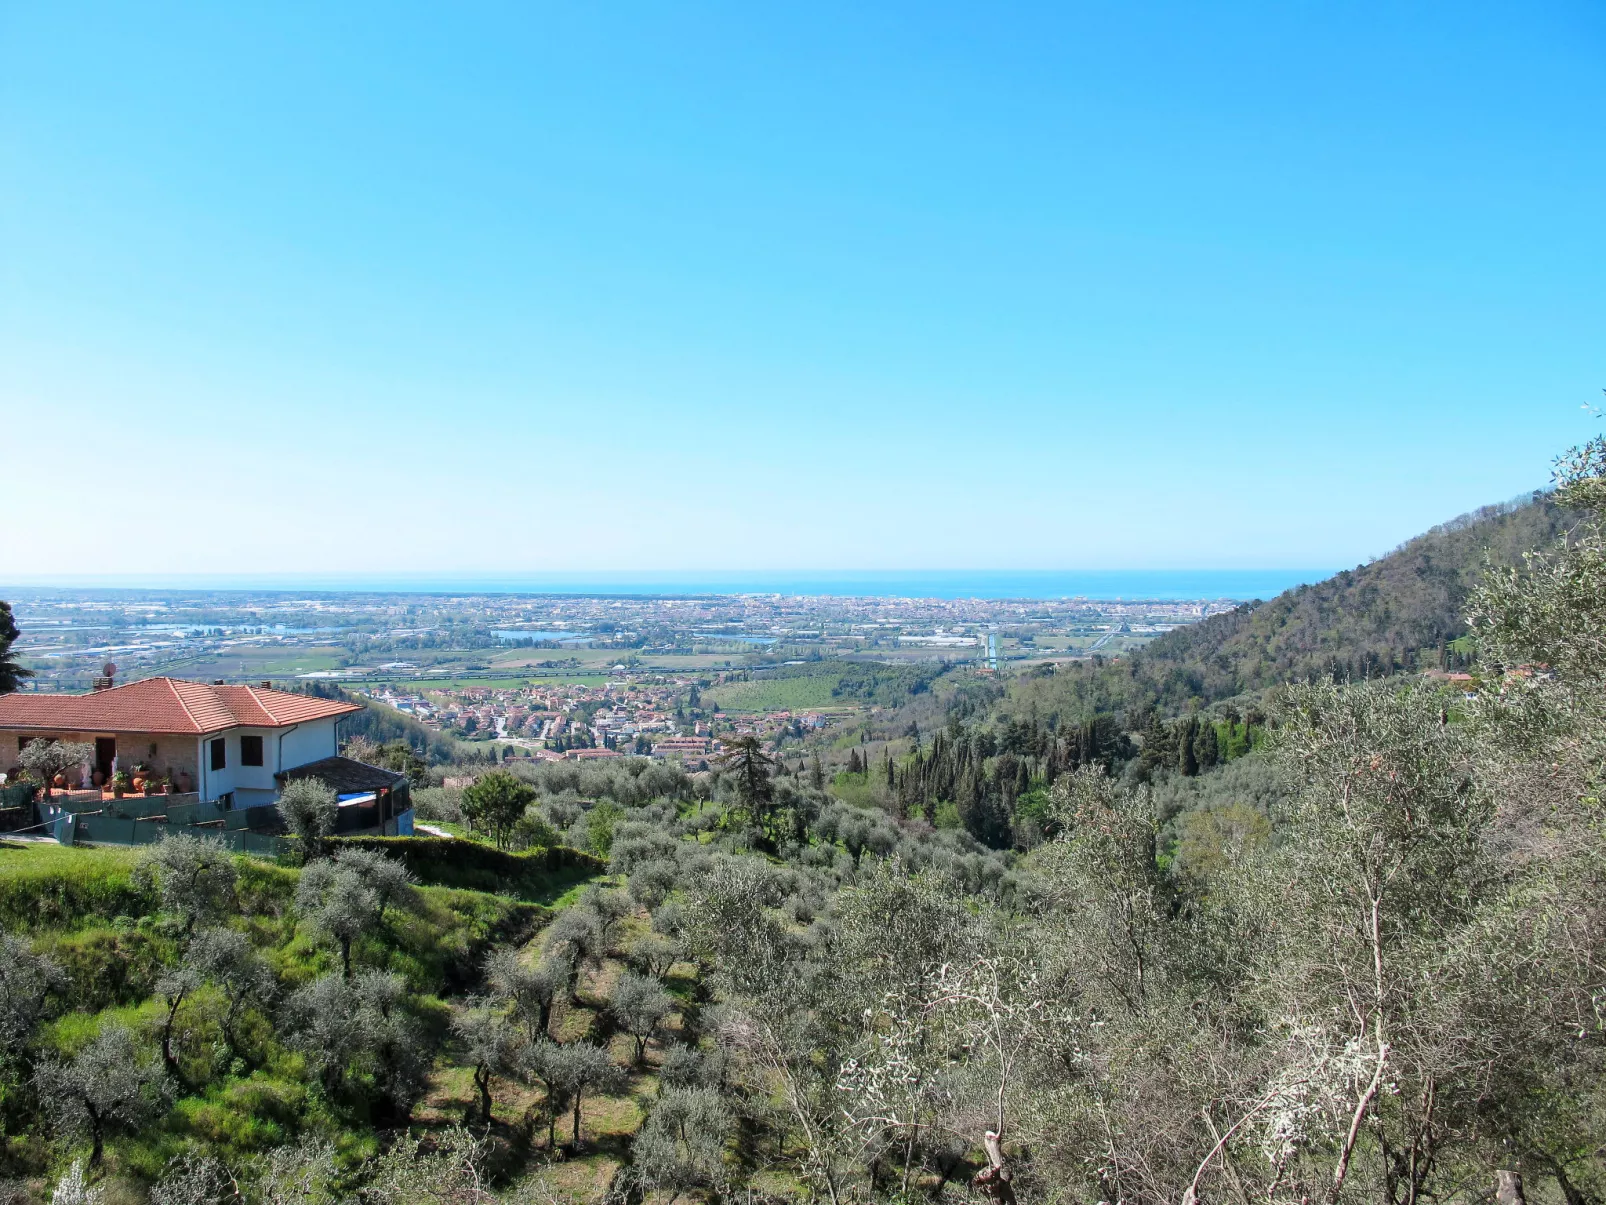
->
{"left": 279, "top": 718, "right": 339, "bottom": 772}
{"left": 195, "top": 718, "right": 338, "bottom": 804}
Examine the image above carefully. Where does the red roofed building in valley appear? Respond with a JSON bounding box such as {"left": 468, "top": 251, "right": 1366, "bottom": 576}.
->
{"left": 0, "top": 676, "right": 361, "bottom": 810}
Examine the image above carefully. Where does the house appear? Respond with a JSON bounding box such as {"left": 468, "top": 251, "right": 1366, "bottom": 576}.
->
{"left": 0, "top": 676, "right": 417, "bottom": 848}
{"left": 0, "top": 676, "right": 360, "bottom": 810}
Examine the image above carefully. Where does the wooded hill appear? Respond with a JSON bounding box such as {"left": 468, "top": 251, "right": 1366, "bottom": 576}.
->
{"left": 1030, "top": 491, "right": 1573, "bottom": 719}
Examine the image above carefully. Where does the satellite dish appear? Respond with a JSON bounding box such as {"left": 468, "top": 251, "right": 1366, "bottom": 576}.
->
{"left": 102, "top": 663, "right": 118, "bottom": 677}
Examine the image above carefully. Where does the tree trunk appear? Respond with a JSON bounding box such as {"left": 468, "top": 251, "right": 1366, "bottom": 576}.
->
{"left": 162, "top": 997, "right": 183, "bottom": 1075}
{"left": 340, "top": 936, "right": 352, "bottom": 980}
{"left": 475, "top": 1065, "right": 492, "bottom": 1123}
{"left": 87, "top": 1103, "right": 104, "bottom": 1167}
{"left": 972, "top": 1131, "right": 1017, "bottom": 1205}
{"left": 572, "top": 1093, "right": 584, "bottom": 1145}
{"left": 1496, "top": 1171, "right": 1526, "bottom": 1205}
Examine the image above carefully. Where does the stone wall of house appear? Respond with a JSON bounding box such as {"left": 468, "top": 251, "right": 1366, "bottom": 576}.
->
{"left": 6, "top": 731, "right": 200, "bottom": 790}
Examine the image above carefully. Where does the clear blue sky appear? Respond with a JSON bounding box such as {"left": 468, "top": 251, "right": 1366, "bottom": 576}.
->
{"left": 2, "top": 2, "right": 1601, "bottom": 577}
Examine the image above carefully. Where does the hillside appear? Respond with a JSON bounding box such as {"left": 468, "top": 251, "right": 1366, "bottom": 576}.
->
{"left": 1022, "top": 491, "right": 1573, "bottom": 720}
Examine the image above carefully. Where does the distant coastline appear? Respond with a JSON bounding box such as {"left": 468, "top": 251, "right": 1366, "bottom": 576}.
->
{"left": 0, "top": 569, "right": 1334, "bottom": 602}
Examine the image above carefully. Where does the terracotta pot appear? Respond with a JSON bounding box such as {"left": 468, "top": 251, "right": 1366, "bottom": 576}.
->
{"left": 113, "top": 787, "right": 124, "bottom": 799}
{"left": 132, "top": 775, "right": 146, "bottom": 792}
{"left": 53, "top": 773, "right": 67, "bottom": 788}
{"left": 92, "top": 770, "right": 105, "bottom": 787}
{"left": 177, "top": 772, "right": 192, "bottom": 793}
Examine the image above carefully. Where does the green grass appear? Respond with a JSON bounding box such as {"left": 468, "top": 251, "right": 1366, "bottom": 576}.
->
{"left": 706, "top": 675, "right": 847, "bottom": 713}
{"left": 0, "top": 840, "right": 148, "bottom": 930}
{"left": 332, "top": 836, "right": 604, "bottom": 906}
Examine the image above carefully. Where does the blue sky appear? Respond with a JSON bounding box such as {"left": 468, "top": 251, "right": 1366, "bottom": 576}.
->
{"left": 2, "top": 2, "right": 1601, "bottom": 577}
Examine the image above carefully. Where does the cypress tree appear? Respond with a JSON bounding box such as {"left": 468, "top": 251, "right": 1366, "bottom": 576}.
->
{"left": 1178, "top": 716, "right": 1200, "bottom": 776}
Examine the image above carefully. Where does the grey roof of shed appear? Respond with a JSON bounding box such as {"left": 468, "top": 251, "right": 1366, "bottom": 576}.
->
{"left": 275, "top": 756, "right": 408, "bottom": 793}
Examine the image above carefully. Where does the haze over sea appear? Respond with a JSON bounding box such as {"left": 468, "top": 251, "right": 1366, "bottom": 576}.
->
{"left": 0, "top": 569, "right": 1332, "bottom": 601}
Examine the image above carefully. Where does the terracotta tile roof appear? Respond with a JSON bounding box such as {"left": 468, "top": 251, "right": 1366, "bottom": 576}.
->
{"left": 0, "top": 677, "right": 361, "bottom": 736}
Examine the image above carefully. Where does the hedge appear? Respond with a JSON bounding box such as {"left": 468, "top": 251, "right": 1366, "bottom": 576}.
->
{"left": 328, "top": 837, "right": 604, "bottom": 902}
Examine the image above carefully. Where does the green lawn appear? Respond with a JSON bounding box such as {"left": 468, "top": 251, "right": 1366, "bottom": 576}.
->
{"left": 706, "top": 674, "right": 848, "bottom": 713}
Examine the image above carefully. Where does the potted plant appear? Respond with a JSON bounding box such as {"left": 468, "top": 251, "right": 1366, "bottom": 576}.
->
{"left": 112, "top": 771, "right": 131, "bottom": 800}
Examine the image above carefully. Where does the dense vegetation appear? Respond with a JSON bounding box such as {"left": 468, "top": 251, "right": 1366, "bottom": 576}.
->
{"left": 1019, "top": 491, "right": 1573, "bottom": 720}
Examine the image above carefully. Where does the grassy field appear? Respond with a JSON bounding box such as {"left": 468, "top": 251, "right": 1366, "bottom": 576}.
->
{"left": 154, "top": 646, "right": 349, "bottom": 677}
{"left": 706, "top": 674, "right": 849, "bottom": 713}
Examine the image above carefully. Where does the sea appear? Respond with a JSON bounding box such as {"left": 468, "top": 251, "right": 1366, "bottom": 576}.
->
{"left": 2, "top": 569, "right": 1333, "bottom": 602}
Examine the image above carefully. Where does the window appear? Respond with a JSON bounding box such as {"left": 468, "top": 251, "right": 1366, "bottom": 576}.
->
{"left": 241, "top": 735, "right": 264, "bottom": 767}
{"left": 210, "top": 738, "right": 226, "bottom": 771}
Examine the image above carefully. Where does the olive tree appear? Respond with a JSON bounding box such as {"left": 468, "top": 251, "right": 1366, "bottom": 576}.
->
{"left": 609, "top": 971, "right": 673, "bottom": 1065}
{"left": 524, "top": 1039, "right": 627, "bottom": 1148}
{"left": 34, "top": 1025, "right": 167, "bottom": 1166}
{"left": 581, "top": 884, "right": 634, "bottom": 947}
{"left": 484, "top": 946, "right": 566, "bottom": 1043}
{"left": 46, "top": 1161, "right": 103, "bottom": 1205}
{"left": 0, "top": 929, "right": 60, "bottom": 1059}
{"left": 546, "top": 905, "right": 605, "bottom": 1002}
{"left": 190, "top": 927, "right": 276, "bottom": 1063}
{"left": 294, "top": 860, "right": 379, "bottom": 979}
{"left": 282, "top": 971, "right": 426, "bottom": 1115}
{"left": 334, "top": 847, "right": 416, "bottom": 924}
{"left": 451, "top": 1003, "right": 522, "bottom": 1124}
{"left": 134, "top": 832, "right": 237, "bottom": 935}
{"left": 630, "top": 1086, "right": 735, "bottom": 1201}
{"left": 277, "top": 777, "right": 338, "bottom": 862}
{"left": 19, "top": 738, "right": 93, "bottom": 798}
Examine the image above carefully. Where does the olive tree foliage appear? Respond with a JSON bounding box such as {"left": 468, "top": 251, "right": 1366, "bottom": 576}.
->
{"left": 628, "top": 930, "right": 681, "bottom": 978}
{"left": 190, "top": 927, "right": 277, "bottom": 1061}
{"left": 277, "top": 777, "right": 339, "bottom": 862}
{"left": 680, "top": 855, "right": 861, "bottom": 1192}
{"left": 483, "top": 946, "right": 566, "bottom": 1043}
{"left": 1457, "top": 436, "right": 1606, "bottom": 1201}
{"left": 282, "top": 970, "right": 428, "bottom": 1116}
{"left": 47, "top": 1161, "right": 103, "bottom": 1205}
{"left": 545, "top": 905, "right": 605, "bottom": 1002}
{"left": 295, "top": 860, "right": 378, "bottom": 978}
{"left": 19, "top": 739, "right": 93, "bottom": 797}
{"left": 33, "top": 1025, "right": 168, "bottom": 1166}
{"left": 609, "top": 971, "right": 673, "bottom": 1065}
{"left": 629, "top": 1086, "right": 735, "bottom": 1202}
{"left": 580, "top": 884, "right": 634, "bottom": 946}
{"left": 133, "top": 832, "right": 238, "bottom": 934}
{"left": 451, "top": 1002, "right": 521, "bottom": 1124}
{"left": 294, "top": 849, "right": 412, "bottom": 978}
{"left": 355, "top": 1127, "right": 495, "bottom": 1205}
{"left": 988, "top": 437, "right": 1606, "bottom": 1205}
{"left": 148, "top": 1152, "right": 239, "bottom": 1205}
{"left": 523, "top": 1039, "right": 627, "bottom": 1149}
{"left": 0, "top": 930, "right": 60, "bottom": 1058}
{"left": 334, "top": 846, "right": 417, "bottom": 924}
